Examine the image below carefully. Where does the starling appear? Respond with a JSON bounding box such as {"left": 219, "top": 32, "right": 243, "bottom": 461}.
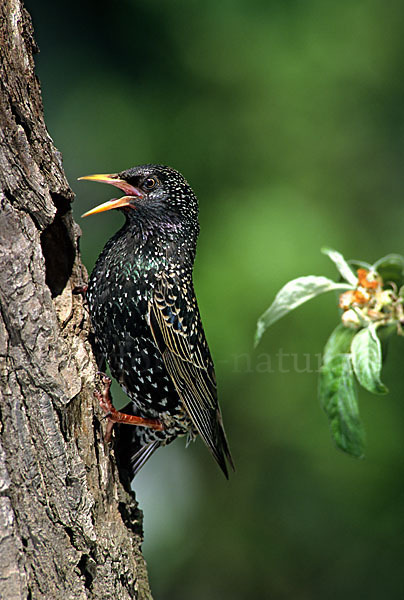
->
{"left": 79, "top": 164, "right": 234, "bottom": 478}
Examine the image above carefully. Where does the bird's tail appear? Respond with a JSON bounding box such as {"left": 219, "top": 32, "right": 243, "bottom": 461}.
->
{"left": 114, "top": 402, "right": 162, "bottom": 479}
{"left": 130, "top": 440, "right": 161, "bottom": 477}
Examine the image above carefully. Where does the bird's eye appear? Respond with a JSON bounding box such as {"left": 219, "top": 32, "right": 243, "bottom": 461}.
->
{"left": 143, "top": 177, "right": 158, "bottom": 190}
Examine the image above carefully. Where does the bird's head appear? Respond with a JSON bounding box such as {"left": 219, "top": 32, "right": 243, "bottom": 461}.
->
{"left": 79, "top": 164, "right": 199, "bottom": 232}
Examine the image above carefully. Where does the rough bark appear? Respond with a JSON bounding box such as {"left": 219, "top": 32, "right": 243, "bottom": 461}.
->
{"left": 0, "top": 1, "right": 152, "bottom": 598}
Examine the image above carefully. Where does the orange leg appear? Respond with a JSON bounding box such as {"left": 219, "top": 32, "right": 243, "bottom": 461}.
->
{"left": 94, "top": 374, "right": 164, "bottom": 442}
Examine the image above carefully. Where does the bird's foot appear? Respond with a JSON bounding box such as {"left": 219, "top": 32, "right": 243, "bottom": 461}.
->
{"left": 94, "top": 373, "right": 164, "bottom": 442}
{"left": 72, "top": 284, "right": 88, "bottom": 298}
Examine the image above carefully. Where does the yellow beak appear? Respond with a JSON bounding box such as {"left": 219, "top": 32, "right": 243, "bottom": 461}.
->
{"left": 78, "top": 173, "right": 143, "bottom": 218}
{"left": 81, "top": 196, "right": 135, "bottom": 218}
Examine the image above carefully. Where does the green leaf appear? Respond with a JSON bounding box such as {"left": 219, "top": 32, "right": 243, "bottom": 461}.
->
{"left": 323, "top": 324, "right": 357, "bottom": 365}
{"left": 319, "top": 354, "right": 365, "bottom": 458}
{"left": 321, "top": 247, "right": 358, "bottom": 286}
{"left": 254, "top": 276, "right": 353, "bottom": 346}
{"left": 372, "top": 254, "right": 404, "bottom": 288}
{"left": 351, "top": 324, "right": 388, "bottom": 394}
{"left": 348, "top": 259, "right": 372, "bottom": 272}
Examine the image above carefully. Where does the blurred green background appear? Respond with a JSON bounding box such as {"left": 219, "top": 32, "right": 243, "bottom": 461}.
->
{"left": 27, "top": 0, "right": 404, "bottom": 598}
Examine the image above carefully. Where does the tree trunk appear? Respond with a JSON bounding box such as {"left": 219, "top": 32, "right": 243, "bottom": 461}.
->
{"left": 0, "top": 2, "right": 152, "bottom": 598}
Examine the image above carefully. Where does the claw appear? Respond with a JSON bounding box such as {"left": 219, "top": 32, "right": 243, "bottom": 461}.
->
{"left": 96, "top": 371, "right": 110, "bottom": 381}
{"left": 72, "top": 284, "right": 88, "bottom": 297}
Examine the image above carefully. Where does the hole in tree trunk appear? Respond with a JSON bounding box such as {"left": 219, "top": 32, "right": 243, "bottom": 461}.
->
{"left": 40, "top": 194, "right": 76, "bottom": 297}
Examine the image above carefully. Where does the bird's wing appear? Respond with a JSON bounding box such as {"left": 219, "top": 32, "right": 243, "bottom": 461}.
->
{"left": 148, "top": 275, "right": 233, "bottom": 476}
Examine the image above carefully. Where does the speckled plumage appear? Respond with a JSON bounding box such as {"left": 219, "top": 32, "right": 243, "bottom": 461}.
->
{"left": 85, "top": 164, "right": 233, "bottom": 477}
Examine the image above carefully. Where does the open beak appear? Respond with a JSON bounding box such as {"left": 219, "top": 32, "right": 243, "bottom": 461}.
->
{"left": 78, "top": 173, "right": 143, "bottom": 218}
